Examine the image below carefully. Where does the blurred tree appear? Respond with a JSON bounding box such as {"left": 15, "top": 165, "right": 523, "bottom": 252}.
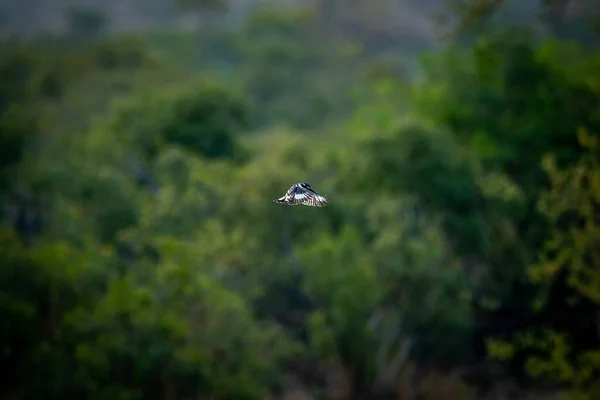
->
{"left": 410, "top": 27, "right": 600, "bottom": 394}
{"left": 0, "top": 40, "right": 68, "bottom": 245}
{"left": 103, "top": 79, "right": 248, "bottom": 165}
{"left": 354, "top": 25, "right": 600, "bottom": 395}
{"left": 0, "top": 227, "right": 112, "bottom": 399}
{"left": 362, "top": 122, "right": 486, "bottom": 254}
{"left": 237, "top": 7, "right": 359, "bottom": 129}
{"left": 300, "top": 226, "right": 382, "bottom": 393}
{"left": 488, "top": 130, "right": 600, "bottom": 398}
{"left": 163, "top": 82, "right": 248, "bottom": 160}
{"left": 410, "top": 33, "right": 600, "bottom": 295}
{"left": 86, "top": 36, "right": 152, "bottom": 70}
{"left": 446, "top": 0, "right": 600, "bottom": 44}
{"left": 65, "top": 7, "right": 107, "bottom": 39}
{"left": 0, "top": 45, "right": 38, "bottom": 187}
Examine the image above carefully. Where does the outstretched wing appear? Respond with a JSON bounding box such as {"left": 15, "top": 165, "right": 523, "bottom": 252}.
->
{"left": 289, "top": 185, "right": 328, "bottom": 207}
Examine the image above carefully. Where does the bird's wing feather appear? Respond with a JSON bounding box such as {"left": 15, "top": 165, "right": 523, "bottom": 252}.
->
{"left": 292, "top": 189, "right": 328, "bottom": 207}
{"left": 293, "top": 191, "right": 308, "bottom": 200}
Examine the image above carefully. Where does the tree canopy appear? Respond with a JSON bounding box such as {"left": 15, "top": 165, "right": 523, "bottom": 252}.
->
{"left": 1, "top": 2, "right": 599, "bottom": 399}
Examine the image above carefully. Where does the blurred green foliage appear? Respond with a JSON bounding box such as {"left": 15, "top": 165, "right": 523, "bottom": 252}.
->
{"left": 1, "top": 3, "right": 599, "bottom": 400}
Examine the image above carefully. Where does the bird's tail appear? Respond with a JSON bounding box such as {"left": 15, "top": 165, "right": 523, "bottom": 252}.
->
{"left": 274, "top": 197, "right": 286, "bottom": 204}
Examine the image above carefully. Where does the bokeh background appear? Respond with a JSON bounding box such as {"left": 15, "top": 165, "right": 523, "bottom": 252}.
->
{"left": 1, "top": 0, "right": 600, "bottom": 399}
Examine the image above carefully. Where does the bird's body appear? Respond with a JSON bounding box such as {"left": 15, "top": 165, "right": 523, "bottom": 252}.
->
{"left": 274, "top": 182, "right": 328, "bottom": 207}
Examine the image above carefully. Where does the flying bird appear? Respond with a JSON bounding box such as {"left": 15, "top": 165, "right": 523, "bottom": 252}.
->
{"left": 274, "top": 182, "right": 328, "bottom": 207}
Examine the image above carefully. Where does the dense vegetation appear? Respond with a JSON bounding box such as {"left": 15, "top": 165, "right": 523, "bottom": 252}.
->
{"left": 1, "top": 3, "right": 599, "bottom": 399}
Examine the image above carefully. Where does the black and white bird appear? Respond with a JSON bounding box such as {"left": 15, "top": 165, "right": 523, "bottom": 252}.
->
{"left": 274, "top": 182, "right": 328, "bottom": 207}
